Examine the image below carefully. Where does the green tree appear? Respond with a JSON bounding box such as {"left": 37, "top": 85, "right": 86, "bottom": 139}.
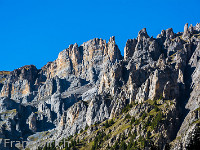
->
{"left": 141, "top": 113, "right": 147, "bottom": 120}
{"left": 109, "top": 119, "right": 115, "bottom": 125}
{"left": 120, "top": 141, "right": 127, "bottom": 150}
{"left": 113, "top": 142, "right": 119, "bottom": 149}
{"left": 130, "top": 117, "right": 135, "bottom": 126}
{"left": 105, "top": 120, "right": 109, "bottom": 128}
{"left": 65, "top": 146, "right": 70, "bottom": 150}
{"left": 147, "top": 131, "right": 151, "bottom": 139}
{"left": 43, "top": 143, "right": 47, "bottom": 150}
{"left": 154, "top": 106, "right": 159, "bottom": 112}
{"left": 77, "top": 138, "right": 79, "bottom": 144}
{"left": 124, "top": 114, "right": 131, "bottom": 120}
{"left": 127, "top": 142, "right": 133, "bottom": 150}
{"left": 133, "top": 141, "right": 137, "bottom": 147}
{"left": 85, "top": 124, "right": 89, "bottom": 130}
{"left": 37, "top": 146, "right": 42, "bottom": 150}
{"left": 135, "top": 119, "right": 139, "bottom": 125}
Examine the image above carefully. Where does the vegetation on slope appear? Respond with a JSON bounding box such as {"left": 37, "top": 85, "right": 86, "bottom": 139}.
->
{"left": 35, "top": 96, "right": 180, "bottom": 150}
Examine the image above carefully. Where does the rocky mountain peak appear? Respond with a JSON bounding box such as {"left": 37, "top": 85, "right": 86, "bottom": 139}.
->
{"left": 195, "top": 22, "right": 200, "bottom": 31}
{"left": 11, "top": 65, "right": 38, "bottom": 81}
{"left": 124, "top": 38, "right": 137, "bottom": 60}
{"left": 108, "top": 36, "right": 115, "bottom": 43}
{"left": 137, "top": 28, "right": 149, "bottom": 41}
{"left": 183, "top": 23, "right": 190, "bottom": 38}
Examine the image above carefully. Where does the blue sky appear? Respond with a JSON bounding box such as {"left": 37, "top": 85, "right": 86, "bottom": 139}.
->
{"left": 0, "top": 0, "right": 199, "bottom": 71}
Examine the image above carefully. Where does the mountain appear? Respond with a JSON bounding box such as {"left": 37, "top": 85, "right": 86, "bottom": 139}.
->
{"left": 0, "top": 23, "right": 200, "bottom": 150}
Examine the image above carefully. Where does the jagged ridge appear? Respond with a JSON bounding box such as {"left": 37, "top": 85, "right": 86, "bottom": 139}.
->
{"left": 0, "top": 23, "right": 200, "bottom": 150}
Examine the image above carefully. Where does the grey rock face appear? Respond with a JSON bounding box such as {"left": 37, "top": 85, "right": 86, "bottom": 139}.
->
{"left": 183, "top": 23, "right": 190, "bottom": 38}
{"left": 0, "top": 23, "right": 200, "bottom": 149}
{"left": 124, "top": 39, "right": 137, "bottom": 60}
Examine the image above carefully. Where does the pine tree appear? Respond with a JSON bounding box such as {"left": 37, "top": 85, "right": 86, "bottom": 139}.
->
{"left": 43, "top": 143, "right": 47, "bottom": 150}
{"left": 105, "top": 120, "right": 109, "bottom": 128}
{"left": 120, "top": 141, "right": 127, "bottom": 150}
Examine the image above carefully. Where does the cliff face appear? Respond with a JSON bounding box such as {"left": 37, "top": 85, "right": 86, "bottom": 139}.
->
{"left": 0, "top": 23, "right": 200, "bottom": 150}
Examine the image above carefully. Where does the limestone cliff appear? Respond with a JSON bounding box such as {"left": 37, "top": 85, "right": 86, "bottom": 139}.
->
{"left": 0, "top": 23, "right": 200, "bottom": 150}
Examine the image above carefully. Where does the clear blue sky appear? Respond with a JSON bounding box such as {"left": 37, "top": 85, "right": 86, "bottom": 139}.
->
{"left": 0, "top": 0, "right": 199, "bottom": 71}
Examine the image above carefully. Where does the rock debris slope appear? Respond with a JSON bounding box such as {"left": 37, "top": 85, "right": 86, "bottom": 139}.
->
{"left": 0, "top": 23, "right": 200, "bottom": 150}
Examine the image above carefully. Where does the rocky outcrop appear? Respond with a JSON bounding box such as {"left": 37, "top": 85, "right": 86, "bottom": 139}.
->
{"left": 124, "top": 39, "right": 137, "bottom": 60}
{"left": 27, "top": 112, "right": 37, "bottom": 132}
